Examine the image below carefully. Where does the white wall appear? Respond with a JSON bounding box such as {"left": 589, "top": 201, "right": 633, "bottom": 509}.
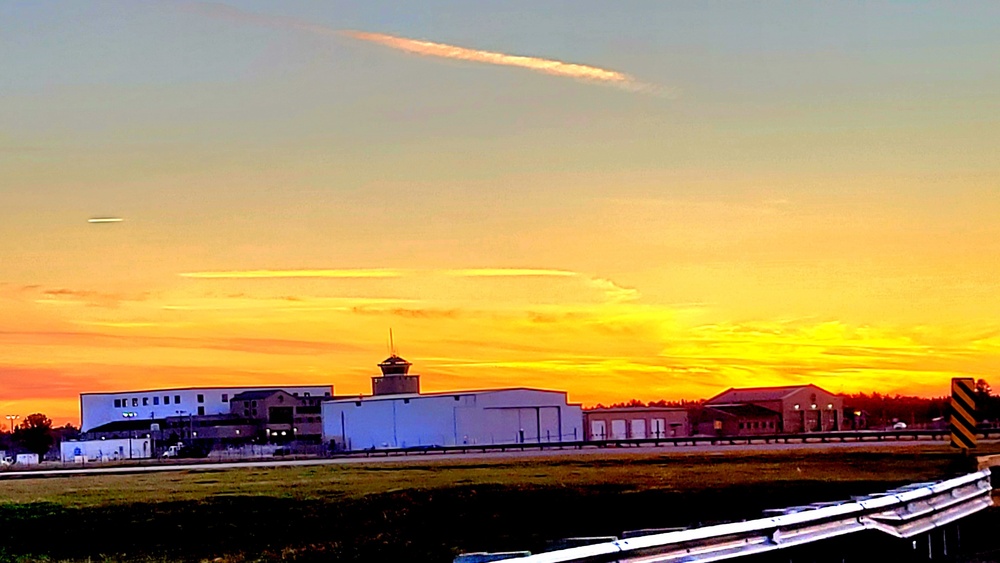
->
{"left": 60, "top": 438, "right": 152, "bottom": 462}
{"left": 322, "top": 389, "right": 584, "bottom": 450}
{"left": 14, "top": 453, "right": 38, "bottom": 466}
{"left": 80, "top": 385, "right": 332, "bottom": 431}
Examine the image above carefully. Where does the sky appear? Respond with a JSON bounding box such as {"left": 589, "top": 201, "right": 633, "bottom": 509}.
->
{"left": 2, "top": 1, "right": 1000, "bottom": 426}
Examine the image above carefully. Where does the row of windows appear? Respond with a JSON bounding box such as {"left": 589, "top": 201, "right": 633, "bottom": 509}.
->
{"left": 113, "top": 393, "right": 217, "bottom": 409}
{"left": 112, "top": 391, "right": 329, "bottom": 410}
{"left": 738, "top": 421, "right": 776, "bottom": 430}
{"left": 114, "top": 395, "right": 182, "bottom": 409}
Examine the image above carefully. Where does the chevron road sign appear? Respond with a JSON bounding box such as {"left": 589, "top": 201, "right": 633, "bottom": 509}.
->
{"left": 950, "top": 377, "right": 977, "bottom": 450}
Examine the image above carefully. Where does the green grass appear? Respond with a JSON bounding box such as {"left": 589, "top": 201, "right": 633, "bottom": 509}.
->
{"left": 0, "top": 446, "right": 991, "bottom": 562}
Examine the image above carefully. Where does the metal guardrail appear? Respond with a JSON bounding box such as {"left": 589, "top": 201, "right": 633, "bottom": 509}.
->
{"left": 348, "top": 428, "right": 999, "bottom": 458}
{"left": 494, "top": 470, "right": 994, "bottom": 563}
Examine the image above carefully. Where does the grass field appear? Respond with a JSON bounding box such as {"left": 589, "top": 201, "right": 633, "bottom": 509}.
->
{"left": 0, "top": 446, "right": 994, "bottom": 563}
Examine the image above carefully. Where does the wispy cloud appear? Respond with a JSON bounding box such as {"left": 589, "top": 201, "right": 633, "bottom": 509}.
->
{"left": 179, "top": 267, "right": 640, "bottom": 304}
{"left": 0, "top": 329, "right": 357, "bottom": 356}
{"left": 177, "top": 2, "right": 657, "bottom": 93}
{"left": 343, "top": 31, "right": 652, "bottom": 92}
{"left": 179, "top": 269, "right": 405, "bottom": 279}
{"left": 444, "top": 268, "right": 577, "bottom": 278}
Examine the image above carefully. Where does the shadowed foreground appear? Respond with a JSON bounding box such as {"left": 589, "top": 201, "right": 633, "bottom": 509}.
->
{"left": 0, "top": 449, "right": 993, "bottom": 562}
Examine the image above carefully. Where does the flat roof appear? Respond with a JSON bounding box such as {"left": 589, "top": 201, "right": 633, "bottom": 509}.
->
{"left": 325, "top": 387, "right": 572, "bottom": 404}
{"left": 584, "top": 407, "right": 687, "bottom": 413}
{"left": 81, "top": 384, "right": 333, "bottom": 396}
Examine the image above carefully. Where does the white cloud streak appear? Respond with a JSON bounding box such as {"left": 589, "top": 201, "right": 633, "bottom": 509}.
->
{"left": 343, "top": 31, "right": 650, "bottom": 91}
{"left": 179, "top": 269, "right": 405, "bottom": 279}
{"left": 178, "top": 2, "right": 657, "bottom": 93}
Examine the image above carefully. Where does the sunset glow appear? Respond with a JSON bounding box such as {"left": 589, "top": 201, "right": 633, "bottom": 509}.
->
{"left": 2, "top": 2, "right": 999, "bottom": 426}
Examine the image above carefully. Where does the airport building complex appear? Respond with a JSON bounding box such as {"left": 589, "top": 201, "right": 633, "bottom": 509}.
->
{"left": 321, "top": 355, "right": 584, "bottom": 450}
{"left": 71, "top": 354, "right": 846, "bottom": 456}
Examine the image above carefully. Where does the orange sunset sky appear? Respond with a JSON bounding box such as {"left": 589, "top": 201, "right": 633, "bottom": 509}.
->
{"left": 3, "top": 2, "right": 1000, "bottom": 426}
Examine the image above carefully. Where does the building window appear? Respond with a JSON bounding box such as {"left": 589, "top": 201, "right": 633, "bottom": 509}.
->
{"left": 153, "top": 396, "right": 159, "bottom": 406}
{"left": 251, "top": 400, "right": 257, "bottom": 407}
{"left": 403, "top": 398, "right": 410, "bottom": 404}
{"left": 454, "top": 396, "right": 460, "bottom": 401}
{"left": 143, "top": 397, "right": 149, "bottom": 406}
{"left": 175, "top": 395, "right": 181, "bottom": 403}
{"left": 304, "top": 392, "right": 310, "bottom": 397}
{"left": 355, "top": 401, "right": 362, "bottom": 407}
{"left": 324, "top": 392, "right": 330, "bottom": 397}
{"left": 164, "top": 396, "right": 170, "bottom": 405}
{"left": 198, "top": 406, "right": 205, "bottom": 416}
{"left": 197, "top": 394, "right": 204, "bottom": 403}
{"left": 132, "top": 398, "right": 139, "bottom": 407}
{"left": 222, "top": 394, "right": 228, "bottom": 402}
{"left": 114, "top": 399, "right": 121, "bottom": 408}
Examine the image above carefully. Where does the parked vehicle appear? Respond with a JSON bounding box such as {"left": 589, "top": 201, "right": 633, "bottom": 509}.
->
{"left": 162, "top": 442, "right": 208, "bottom": 459}
{"left": 892, "top": 422, "right": 907, "bottom": 430}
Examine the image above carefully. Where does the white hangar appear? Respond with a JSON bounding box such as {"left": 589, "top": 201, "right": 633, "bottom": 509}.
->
{"left": 322, "top": 355, "right": 583, "bottom": 450}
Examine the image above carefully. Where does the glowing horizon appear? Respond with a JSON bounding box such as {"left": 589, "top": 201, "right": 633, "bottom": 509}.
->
{"left": 2, "top": 2, "right": 999, "bottom": 426}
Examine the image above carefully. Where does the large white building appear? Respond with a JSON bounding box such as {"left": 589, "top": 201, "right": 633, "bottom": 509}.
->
{"left": 80, "top": 385, "right": 333, "bottom": 431}
{"left": 322, "top": 356, "right": 583, "bottom": 450}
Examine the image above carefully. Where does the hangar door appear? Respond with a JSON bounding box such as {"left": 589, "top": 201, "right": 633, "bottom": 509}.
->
{"left": 484, "top": 406, "right": 563, "bottom": 444}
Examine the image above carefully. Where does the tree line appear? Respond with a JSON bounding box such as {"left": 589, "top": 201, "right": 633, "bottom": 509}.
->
{"left": 0, "top": 414, "right": 79, "bottom": 458}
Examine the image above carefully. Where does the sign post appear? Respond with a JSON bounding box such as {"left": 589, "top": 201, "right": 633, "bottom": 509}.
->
{"left": 950, "top": 377, "right": 977, "bottom": 450}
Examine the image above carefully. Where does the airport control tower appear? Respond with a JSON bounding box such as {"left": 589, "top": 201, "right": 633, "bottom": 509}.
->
{"left": 371, "top": 354, "right": 421, "bottom": 396}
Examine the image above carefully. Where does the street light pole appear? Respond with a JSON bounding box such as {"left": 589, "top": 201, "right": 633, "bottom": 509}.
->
{"left": 5, "top": 415, "right": 18, "bottom": 433}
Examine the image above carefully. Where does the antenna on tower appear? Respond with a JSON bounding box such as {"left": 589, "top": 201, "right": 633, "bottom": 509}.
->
{"left": 389, "top": 328, "right": 396, "bottom": 356}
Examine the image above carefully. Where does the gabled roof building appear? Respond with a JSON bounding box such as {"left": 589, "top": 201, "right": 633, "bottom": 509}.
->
{"left": 704, "top": 384, "right": 843, "bottom": 433}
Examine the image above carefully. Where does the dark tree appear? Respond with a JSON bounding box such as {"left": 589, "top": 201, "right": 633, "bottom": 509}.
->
{"left": 14, "top": 413, "right": 54, "bottom": 457}
{"left": 975, "top": 379, "right": 999, "bottom": 424}
{"left": 51, "top": 423, "right": 80, "bottom": 445}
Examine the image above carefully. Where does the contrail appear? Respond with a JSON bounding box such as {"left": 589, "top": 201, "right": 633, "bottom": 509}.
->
{"left": 177, "top": 2, "right": 659, "bottom": 92}
{"left": 88, "top": 217, "right": 124, "bottom": 224}
{"left": 344, "top": 30, "right": 645, "bottom": 90}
